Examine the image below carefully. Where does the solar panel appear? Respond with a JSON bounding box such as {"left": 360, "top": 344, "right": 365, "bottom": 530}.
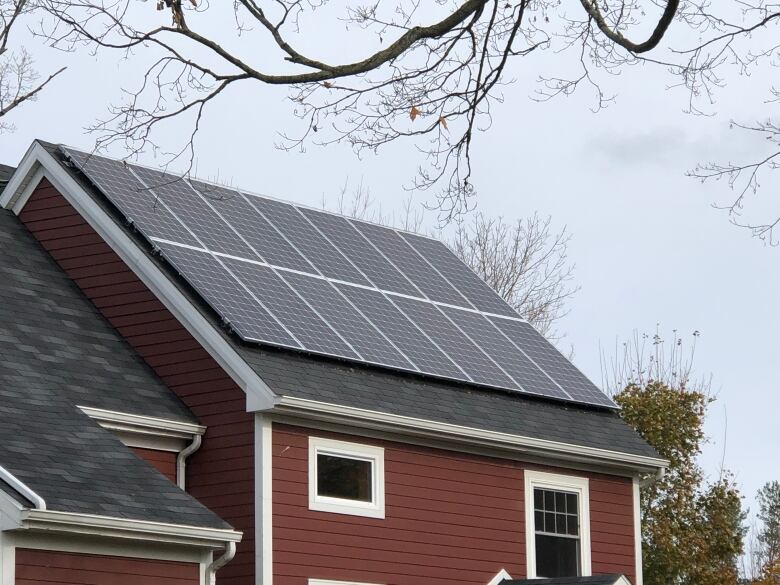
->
{"left": 350, "top": 220, "right": 471, "bottom": 307}
{"left": 188, "top": 180, "right": 315, "bottom": 273}
{"left": 488, "top": 317, "right": 615, "bottom": 408}
{"left": 298, "top": 208, "right": 421, "bottom": 297}
{"left": 154, "top": 241, "right": 299, "bottom": 347}
{"left": 401, "top": 232, "right": 518, "bottom": 317}
{"left": 61, "top": 145, "right": 617, "bottom": 409}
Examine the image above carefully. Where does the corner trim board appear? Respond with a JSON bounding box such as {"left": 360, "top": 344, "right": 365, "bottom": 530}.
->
{"left": 633, "top": 476, "right": 643, "bottom": 585}
{"left": 255, "top": 414, "right": 273, "bottom": 585}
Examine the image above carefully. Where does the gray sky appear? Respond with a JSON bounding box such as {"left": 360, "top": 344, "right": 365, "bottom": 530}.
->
{"left": 4, "top": 11, "right": 778, "bottom": 523}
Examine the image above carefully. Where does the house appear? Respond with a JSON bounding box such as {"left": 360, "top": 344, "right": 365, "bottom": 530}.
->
{"left": 0, "top": 140, "right": 666, "bottom": 585}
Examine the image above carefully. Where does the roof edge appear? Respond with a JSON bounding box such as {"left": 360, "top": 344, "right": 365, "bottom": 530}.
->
{"left": 20, "top": 509, "right": 242, "bottom": 549}
{"left": 0, "top": 464, "right": 45, "bottom": 510}
{"left": 1, "top": 141, "right": 280, "bottom": 413}
{"left": 263, "top": 396, "right": 669, "bottom": 474}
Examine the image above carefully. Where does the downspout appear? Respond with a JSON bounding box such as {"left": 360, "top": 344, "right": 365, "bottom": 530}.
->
{"left": 207, "top": 541, "right": 236, "bottom": 585}
{"left": 639, "top": 466, "right": 665, "bottom": 488}
{"left": 0, "top": 464, "right": 46, "bottom": 510}
{"left": 176, "top": 434, "right": 202, "bottom": 490}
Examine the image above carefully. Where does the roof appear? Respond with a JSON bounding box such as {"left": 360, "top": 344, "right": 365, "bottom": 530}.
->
{"left": 33, "top": 141, "right": 659, "bottom": 462}
{"left": 0, "top": 208, "right": 229, "bottom": 529}
{"left": 503, "top": 576, "right": 629, "bottom": 585}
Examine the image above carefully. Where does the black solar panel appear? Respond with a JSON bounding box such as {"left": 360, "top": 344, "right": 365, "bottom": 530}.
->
{"left": 350, "top": 220, "right": 471, "bottom": 307}
{"left": 61, "top": 145, "right": 616, "bottom": 408}
{"left": 336, "top": 284, "right": 465, "bottom": 380}
{"left": 246, "top": 195, "right": 370, "bottom": 285}
{"left": 441, "top": 307, "right": 571, "bottom": 400}
{"left": 279, "top": 272, "right": 414, "bottom": 370}
{"left": 188, "top": 180, "right": 315, "bottom": 273}
{"left": 155, "top": 242, "right": 298, "bottom": 347}
{"left": 401, "top": 232, "right": 518, "bottom": 317}
{"left": 489, "top": 317, "right": 615, "bottom": 407}
{"left": 299, "top": 208, "right": 421, "bottom": 296}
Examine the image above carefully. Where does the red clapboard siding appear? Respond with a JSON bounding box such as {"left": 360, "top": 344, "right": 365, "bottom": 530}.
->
{"left": 18, "top": 179, "right": 254, "bottom": 585}
{"left": 132, "top": 447, "right": 178, "bottom": 484}
{"left": 273, "top": 424, "right": 637, "bottom": 585}
{"left": 15, "top": 549, "right": 199, "bottom": 585}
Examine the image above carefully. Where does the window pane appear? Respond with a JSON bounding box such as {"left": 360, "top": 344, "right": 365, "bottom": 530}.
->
{"left": 535, "top": 511, "right": 544, "bottom": 530}
{"left": 567, "top": 514, "right": 579, "bottom": 536}
{"left": 536, "top": 534, "right": 580, "bottom": 578}
{"left": 555, "top": 492, "right": 566, "bottom": 512}
{"left": 545, "top": 512, "right": 556, "bottom": 533}
{"left": 566, "top": 493, "right": 578, "bottom": 514}
{"left": 317, "top": 453, "right": 372, "bottom": 502}
{"left": 534, "top": 489, "right": 543, "bottom": 510}
{"left": 556, "top": 513, "right": 567, "bottom": 534}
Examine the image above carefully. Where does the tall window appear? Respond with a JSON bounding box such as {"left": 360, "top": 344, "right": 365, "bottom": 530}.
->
{"left": 525, "top": 471, "right": 591, "bottom": 579}
{"left": 308, "top": 437, "right": 385, "bottom": 519}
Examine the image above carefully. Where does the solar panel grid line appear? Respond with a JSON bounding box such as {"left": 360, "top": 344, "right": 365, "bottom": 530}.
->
{"left": 221, "top": 256, "right": 360, "bottom": 360}
{"left": 348, "top": 219, "right": 474, "bottom": 308}
{"left": 431, "top": 305, "right": 528, "bottom": 393}
{"left": 388, "top": 296, "right": 516, "bottom": 389}
{"left": 242, "top": 191, "right": 370, "bottom": 285}
{"left": 335, "top": 284, "right": 467, "bottom": 380}
{"left": 292, "top": 204, "right": 403, "bottom": 296}
{"left": 485, "top": 316, "right": 575, "bottom": 401}
{"left": 381, "top": 294, "right": 477, "bottom": 383}
{"left": 297, "top": 207, "right": 426, "bottom": 298}
{"left": 153, "top": 241, "right": 302, "bottom": 349}
{"left": 277, "top": 271, "right": 418, "bottom": 371}
{"left": 265, "top": 267, "right": 370, "bottom": 362}
{"left": 399, "top": 232, "right": 519, "bottom": 318}
{"left": 181, "top": 177, "right": 272, "bottom": 266}
{"left": 235, "top": 189, "right": 323, "bottom": 276}
{"left": 441, "top": 306, "right": 572, "bottom": 401}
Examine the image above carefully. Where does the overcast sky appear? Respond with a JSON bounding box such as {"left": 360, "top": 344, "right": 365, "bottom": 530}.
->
{"left": 4, "top": 7, "right": 778, "bottom": 523}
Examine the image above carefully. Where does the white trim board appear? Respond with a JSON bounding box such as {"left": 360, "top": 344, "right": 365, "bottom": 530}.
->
{"left": 255, "top": 415, "right": 273, "bottom": 585}
{"left": 1, "top": 141, "right": 279, "bottom": 412}
{"left": 524, "top": 469, "right": 592, "bottom": 579}
{"left": 633, "top": 477, "right": 644, "bottom": 585}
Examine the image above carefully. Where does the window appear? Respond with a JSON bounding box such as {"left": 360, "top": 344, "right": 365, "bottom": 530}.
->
{"left": 524, "top": 470, "right": 591, "bottom": 579}
{"left": 308, "top": 437, "right": 385, "bottom": 518}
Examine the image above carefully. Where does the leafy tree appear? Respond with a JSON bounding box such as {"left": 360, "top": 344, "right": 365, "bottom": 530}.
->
{"left": 611, "top": 331, "right": 746, "bottom": 585}
{"left": 753, "top": 482, "right": 780, "bottom": 583}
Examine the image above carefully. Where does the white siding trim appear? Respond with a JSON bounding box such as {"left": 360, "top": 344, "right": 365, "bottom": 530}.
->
{"left": 524, "top": 470, "right": 591, "bottom": 579}
{"left": 256, "top": 415, "right": 273, "bottom": 585}
{"left": 486, "top": 568, "right": 512, "bottom": 585}
{"left": 0, "top": 531, "right": 14, "bottom": 585}
{"left": 308, "top": 437, "right": 385, "bottom": 519}
{"left": 633, "top": 477, "right": 643, "bottom": 585}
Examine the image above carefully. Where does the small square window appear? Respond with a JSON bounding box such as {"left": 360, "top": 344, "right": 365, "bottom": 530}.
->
{"left": 309, "top": 437, "right": 385, "bottom": 519}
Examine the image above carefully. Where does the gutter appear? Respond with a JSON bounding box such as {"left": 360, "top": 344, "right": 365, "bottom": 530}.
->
{"left": 21, "top": 509, "right": 242, "bottom": 549}
{"left": 177, "top": 434, "right": 202, "bottom": 490}
{"left": 207, "top": 541, "right": 236, "bottom": 585}
{"left": 0, "top": 465, "right": 46, "bottom": 510}
{"left": 270, "top": 396, "right": 669, "bottom": 474}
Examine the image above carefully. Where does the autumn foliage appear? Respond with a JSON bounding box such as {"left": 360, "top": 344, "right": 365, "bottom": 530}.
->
{"left": 615, "top": 381, "right": 745, "bottom": 585}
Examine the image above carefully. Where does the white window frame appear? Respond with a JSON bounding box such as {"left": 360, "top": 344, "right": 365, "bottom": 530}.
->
{"left": 309, "top": 580, "right": 383, "bottom": 585}
{"left": 308, "top": 437, "right": 385, "bottom": 519}
{"left": 524, "top": 470, "right": 591, "bottom": 579}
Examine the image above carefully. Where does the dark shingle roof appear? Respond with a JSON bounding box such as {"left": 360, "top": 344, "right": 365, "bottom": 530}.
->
{"left": 0, "top": 208, "right": 229, "bottom": 529}
{"left": 39, "top": 141, "right": 659, "bottom": 462}
{"left": 239, "top": 345, "right": 658, "bottom": 458}
{"left": 504, "top": 575, "right": 627, "bottom": 585}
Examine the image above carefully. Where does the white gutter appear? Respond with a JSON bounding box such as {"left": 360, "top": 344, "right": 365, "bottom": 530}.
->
{"left": 21, "top": 509, "right": 242, "bottom": 548}
{"left": 177, "top": 434, "right": 202, "bottom": 490}
{"left": 270, "top": 396, "right": 669, "bottom": 474}
{"left": 207, "top": 541, "right": 236, "bottom": 585}
{"left": 0, "top": 465, "right": 46, "bottom": 510}
{"left": 78, "top": 406, "right": 207, "bottom": 440}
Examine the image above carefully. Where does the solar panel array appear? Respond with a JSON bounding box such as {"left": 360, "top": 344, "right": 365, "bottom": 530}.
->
{"left": 61, "top": 146, "right": 616, "bottom": 408}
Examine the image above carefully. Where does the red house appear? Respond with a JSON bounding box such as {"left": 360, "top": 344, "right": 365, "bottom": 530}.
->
{"left": 0, "top": 141, "right": 666, "bottom": 585}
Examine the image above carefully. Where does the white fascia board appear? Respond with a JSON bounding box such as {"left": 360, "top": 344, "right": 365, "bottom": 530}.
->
{"left": 20, "top": 509, "right": 242, "bottom": 549}
{"left": 79, "top": 406, "right": 206, "bottom": 440}
{"left": 269, "top": 397, "right": 669, "bottom": 474}
{"left": 1, "top": 142, "right": 278, "bottom": 412}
